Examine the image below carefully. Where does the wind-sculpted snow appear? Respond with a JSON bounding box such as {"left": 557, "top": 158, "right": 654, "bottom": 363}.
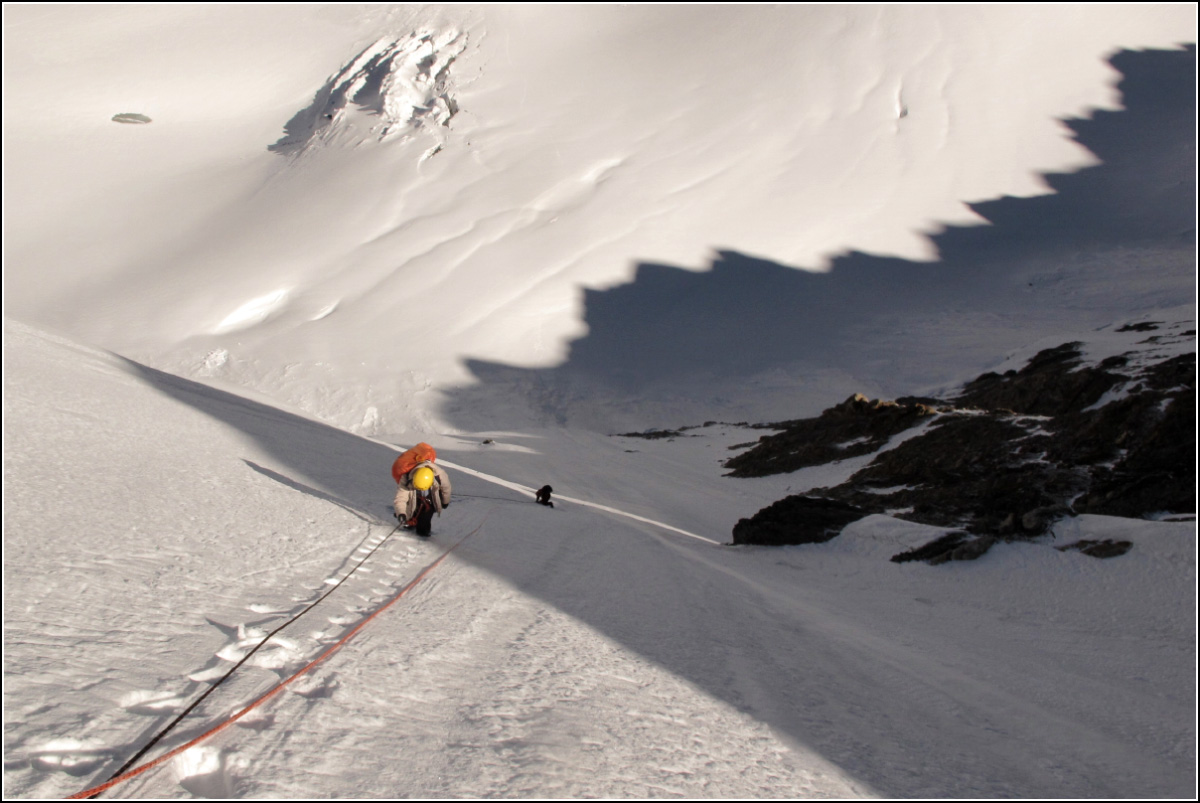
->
{"left": 2, "top": 7, "right": 1197, "bottom": 796}
{"left": 214, "top": 288, "right": 292, "bottom": 334}
{"left": 452, "top": 45, "right": 1197, "bottom": 432}
{"left": 270, "top": 29, "right": 469, "bottom": 157}
{"left": 3, "top": 6, "right": 1194, "bottom": 438}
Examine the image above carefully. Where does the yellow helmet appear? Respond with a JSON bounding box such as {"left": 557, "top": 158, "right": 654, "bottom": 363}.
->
{"left": 411, "top": 466, "right": 436, "bottom": 491}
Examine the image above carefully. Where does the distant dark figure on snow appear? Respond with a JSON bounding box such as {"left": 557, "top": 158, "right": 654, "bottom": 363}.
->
{"left": 535, "top": 485, "right": 554, "bottom": 508}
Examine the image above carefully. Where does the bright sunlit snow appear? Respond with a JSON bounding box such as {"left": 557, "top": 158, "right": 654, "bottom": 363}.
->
{"left": 3, "top": 4, "right": 1196, "bottom": 799}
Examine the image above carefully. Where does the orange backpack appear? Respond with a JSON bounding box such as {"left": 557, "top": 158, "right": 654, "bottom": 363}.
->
{"left": 391, "top": 442, "right": 437, "bottom": 484}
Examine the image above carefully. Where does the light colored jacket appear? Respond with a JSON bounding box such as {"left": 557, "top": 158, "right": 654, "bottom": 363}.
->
{"left": 393, "top": 460, "right": 452, "bottom": 520}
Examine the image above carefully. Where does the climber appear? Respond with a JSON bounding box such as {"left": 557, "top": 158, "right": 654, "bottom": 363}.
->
{"left": 391, "top": 442, "right": 452, "bottom": 537}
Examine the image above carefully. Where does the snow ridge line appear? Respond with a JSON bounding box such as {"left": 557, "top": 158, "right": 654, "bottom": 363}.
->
{"left": 70, "top": 514, "right": 490, "bottom": 800}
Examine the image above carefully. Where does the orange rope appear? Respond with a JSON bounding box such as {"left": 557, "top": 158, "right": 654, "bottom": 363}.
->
{"left": 70, "top": 516, "right": 487, "bottom": 799}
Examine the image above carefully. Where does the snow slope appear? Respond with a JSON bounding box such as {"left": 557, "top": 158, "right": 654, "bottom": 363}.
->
{"left": 3, "top": 4, "right": 1195, "bottom": 432}
{"left": 3, "top": 4, "right": 1197, "bottom": 799}
{"left": 5, "top": 318, "right": 1196, "bottom": 798}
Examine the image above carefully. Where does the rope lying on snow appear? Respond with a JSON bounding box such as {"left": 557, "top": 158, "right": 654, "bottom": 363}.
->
{"left": 72, "top": 514, "right": 489, "bottom": 799}
{"left": 108, "top": 521, "right": 403, "bottom": 784}
{"left": 456, "top": 491, "right": 531, "bottom": 504}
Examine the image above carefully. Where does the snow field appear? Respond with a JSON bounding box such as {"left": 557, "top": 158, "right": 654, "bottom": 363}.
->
{"left": 4, "top": 5, "right": 1195, "bottom": 434}
{"left": 4, "top": 321, "right": 869, "bottom": 798}
{"left": 10, "top": 318, "right": 1192, "bottom": 798}
{"left": 4, "top": 4, "right": 1196, "bottom": 799}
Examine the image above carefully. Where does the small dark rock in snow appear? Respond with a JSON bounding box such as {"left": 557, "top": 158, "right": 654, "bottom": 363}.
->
{"left": 1056, "top": 539, "right": 1134, "bottom": 559}
{"left": 890, "top": 532, "right": 970, "bottom": 563}
{"left": 616, "top": 428, "right": 686, "bottom": 440}
{"left": 927, "top": 535, "right": 996, "bottom": 565}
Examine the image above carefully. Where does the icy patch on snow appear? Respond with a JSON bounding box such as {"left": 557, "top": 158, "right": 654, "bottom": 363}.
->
{"left": 248, "top": 602, "right": 287, "bottom": 614}
{"left": 1082, "top": 385, "right": 1134, "bottom": 412}
{"left": 213, "top": 289, "right": 290, "bottom": 334}
{"left": 360, "top": 406, "right": 382, "bottom": 433}
{"left": 188, "top": 666, "right": 228, "bottom": 683}
{"left": 1145, "top": 511, "right": 1197, "bottom": 522}
{"left": 859, "top": 484, "right": 914, "bottom": 495}
{"left": 173, "top": 746, "right": 238, "bottom": 798}
{"left": 271, "top": 28, "right": 469, "bottom": 156}
{"left": 200, "top": 348, "right": 229, "bottom": 375}
{"left": 28, "top": 738, "right": 110, "bottom": 777}
{"left": 215, "top": 632, "right": 302, "bottom": 670}
{"left": 119, "top": 689, "right": 187, "bottom": 715}
{"left": 834, "top": 435, "right": 874, "bottom": 450}
{"left": 311, "top": 301, "right": 339, "bottom": 321}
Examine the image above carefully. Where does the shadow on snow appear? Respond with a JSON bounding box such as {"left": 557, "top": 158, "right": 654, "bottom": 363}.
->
{"left": 120, "top": 45, "right": 1195, "bottom": 798}
{"left": 449, "top": 46, "right": 1196, "bottom": 430}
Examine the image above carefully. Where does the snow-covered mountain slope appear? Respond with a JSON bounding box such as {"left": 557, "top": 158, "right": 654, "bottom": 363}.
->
{"left": 5, "top": 318, "right": 1195, "bottom": 798}
{"left": 3, "top": 4, "right": 1195, "bottom": 433}
{"left": 3, "top": 5, "right": 1196, "bottom": 799}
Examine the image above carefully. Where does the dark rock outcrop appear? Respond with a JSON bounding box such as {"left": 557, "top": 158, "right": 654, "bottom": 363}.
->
{"left": 732, "top": 497, "right": 869, "bottom": 546}
{"left": 724, "top": 394, "right": 940, "bottom": 478}
{"left": 726, "top": 325, "right": 1195, "bottom": 556}
{"left": 953, "top": 342, "right": 1122, "bottom": 416}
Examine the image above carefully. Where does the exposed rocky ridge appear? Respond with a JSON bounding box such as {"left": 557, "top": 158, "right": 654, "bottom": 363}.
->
{"left": 616, "top": 421, "right": 752, "bottom": 441}
{"left": 730, "top": 496, "right": 870, "bottom": 547}
{"left": 724, "top": 395, "right": 941, "bottom": 478}
{"left": 729, "top": 323, "right": 1196, "bottom": 561}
